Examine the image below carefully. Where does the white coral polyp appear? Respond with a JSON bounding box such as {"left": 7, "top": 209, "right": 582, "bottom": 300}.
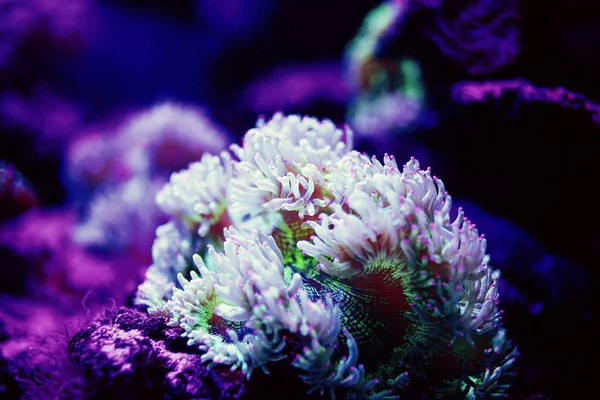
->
{"left": 300, "top": 154, "right": 494, "bottom": 333}
{"left": 167, "top": 266, "right": 245, "bottom": 366}
{"left": 228, "top": 113, "right": 353, "bottom": 232}
{"left": 459, "top": 262, "right": 501, "bottom": 337}
{"left": 298, "top": 192, "right": 407, "bottom": 278}
{"left": 300, "top": 154, "right": 451, "bottom": 276}
{"left": 163, "top": 227, "right": 342, "bottom": 375}
{"left": 304, "top": 154, "right": 478, "bottom": 271}
{"left": 135, "top": 267, "right": 176, "bottom": 316}
{"left": 156, "top": 152, "right": 232, "bottom": 236}
{"left": 151, "top": 221, "right": 190, "bottom": 271}
{"left": 136, "top": 153, "right": 234, "bottom": 314}
{"left": 323, "top": 150, "right": 378, "bottom": 203}
{"left": 134, "top": 221, "right": 192, "bottom": 314}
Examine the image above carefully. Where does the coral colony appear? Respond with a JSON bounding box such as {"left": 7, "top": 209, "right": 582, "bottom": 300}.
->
{"left": 135, "top": 113, "right": 517, "bottom": 399}
{"left": 68, "top": 102, "right": 229, "bottom": 261}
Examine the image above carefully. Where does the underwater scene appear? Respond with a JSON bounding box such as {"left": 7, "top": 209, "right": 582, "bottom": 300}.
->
{"left": 0, "top": 1, "right": 597, "bottom": 399}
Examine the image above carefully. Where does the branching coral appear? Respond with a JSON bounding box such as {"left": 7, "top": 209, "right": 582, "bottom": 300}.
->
{"left": 135, "top": 112, "right": 517, "bottom": 399}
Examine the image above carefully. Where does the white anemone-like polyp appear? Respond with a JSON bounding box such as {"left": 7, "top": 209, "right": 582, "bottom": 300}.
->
{"left": 167, "top": 266, "right": 216, "bottom": 328}
{"left": 459, "top": 263, "right": 501, "bottom": 337}
{"left": 134, "top": 221, "right": 191, "bottom": 315}
{"left": 168, "top": 262, "right": 244, "bottom": 366}
{"left": 150, "top": 221, "right": 190, "bottom": 271}
{"left": 302, "top": 153, "right": 498, "bottom": 338}
{"left": 298, "top": 191, "right": 406, "bottom": 279}
{"left": 135, "top": 266, "right": 176, "bottom": 316}
{"left": 161, "top": 227, "right": 344, "bottom": 377}
{"left": 156, "top": 151, "right": 232, "bottom": 236}
{"left": 300, "top": 154, "right": 488, "bottom": 286}
{"left": 228, "top": 113, "right": 353, "bottom": 232}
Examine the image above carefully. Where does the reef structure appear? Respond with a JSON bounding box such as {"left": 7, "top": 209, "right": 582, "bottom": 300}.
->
{"left": 135, "top": 113, "right": 517, "bottom": 399}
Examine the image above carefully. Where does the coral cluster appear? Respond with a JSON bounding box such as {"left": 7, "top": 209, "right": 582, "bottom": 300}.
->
{"left": 135, "top": 113, "right": 517, "bottom": 398}
{"left": 68, "top": 102, "right": 230, "bottom": 260}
